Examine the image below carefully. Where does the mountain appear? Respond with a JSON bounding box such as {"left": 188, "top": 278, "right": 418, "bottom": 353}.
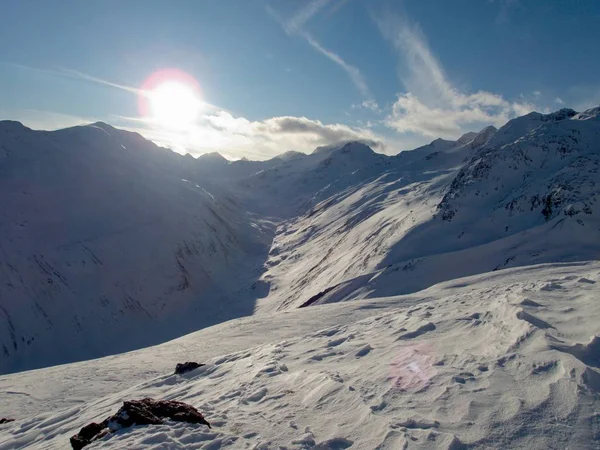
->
{"left": 243, "top": 111, "right": 600, "bottom": 311}
{"left": 2, "top": 108, "right": 599, "bottom": 372}
{"left": 230, "top": 141, "right": 389, "bottom": 216}
{"left": 0, "top": 121, "right": 272, "bottom": 373}
{"left": 0, "top": 106, "right": 599, "bottom": 448}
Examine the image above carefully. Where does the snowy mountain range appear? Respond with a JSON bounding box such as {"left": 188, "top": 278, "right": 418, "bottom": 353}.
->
{"left": 0, "top": 106, "right": 599, "bottom": 449}
{"left": 1, "top": 107, "right": 599, "bottom": 374}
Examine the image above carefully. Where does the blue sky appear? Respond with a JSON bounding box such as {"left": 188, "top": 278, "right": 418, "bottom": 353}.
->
{"left": 1, "top": 0, "right": 599, "bottom": 159}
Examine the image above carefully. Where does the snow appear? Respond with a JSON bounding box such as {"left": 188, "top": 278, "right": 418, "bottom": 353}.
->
{"left": 0, "top": 262, "right": 599, "bottom": 449}
{"left": 1, "top": 106, "right": 600, "bottom": 448}
{"left": 247, "top": 107, "right": 600, "bottom": 311}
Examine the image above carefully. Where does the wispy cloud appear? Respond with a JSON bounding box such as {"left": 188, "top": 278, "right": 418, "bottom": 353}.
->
{"left": 375, "top": 14, "right": 542, "bottom": 139}
{"left": 286, "top": 0, "right": 332, "bottom": 33}
{"left": 56, "top": 67, "right": 143, "bottom": 95}
{"left": 266, "top": 2, "right": 376, "bottom": 102}
{"left": 300, "top": 32, "right": 372, "bottom": 99}
{"left": 2, "top": 61, "right": 144, "bottom": 95}
{"left": 352, "top": 99, "right": 381, "bottom": 113}
{"left": 2, "top": 61, "right": 226, "bottom": 114}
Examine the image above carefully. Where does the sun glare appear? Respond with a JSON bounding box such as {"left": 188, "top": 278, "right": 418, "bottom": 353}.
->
{"left": 139, "top": 69, "right": 203, "bottom": 129}
{"left": 149, "top": 82, "right": 201, "bottom": 128}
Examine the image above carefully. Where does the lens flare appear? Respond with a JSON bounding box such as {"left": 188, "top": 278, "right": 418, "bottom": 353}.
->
{"left": 389, "top": 343, "right": 437, "bottom": 391}
{"left": 139, "top": 69, "right": 203, "bottom": 129}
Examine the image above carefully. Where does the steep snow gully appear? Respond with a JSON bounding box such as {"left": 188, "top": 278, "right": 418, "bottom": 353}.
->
{"left": 0, "top": 107, "right": 599, "bottom": 449}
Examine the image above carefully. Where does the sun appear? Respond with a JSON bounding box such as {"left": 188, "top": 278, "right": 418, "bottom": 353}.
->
{"left": 149, "top": 81, "right": 202, "bottom": 129}
{"left": 139, "top": 69, "right": 204, "bottom": 130}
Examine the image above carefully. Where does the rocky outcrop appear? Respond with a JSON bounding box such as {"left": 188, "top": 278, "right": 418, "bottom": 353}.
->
{"left": 175, "top": 361, "right": 205, "bottom": 375}
{"left": 70, "top": 398, "right": 211, "bottom": 449}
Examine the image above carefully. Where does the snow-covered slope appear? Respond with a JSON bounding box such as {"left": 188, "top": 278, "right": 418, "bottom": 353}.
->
{"left": 3, "top": 107, "right": 599, "bottom": 372}
{"left": 253, "top": 109, "right": 600, "bottom": 310}
{"left": 0, "top": 122, "right": 272, "bottom": 374}
{"left": 230, "top": 142, "right": 390, "bottom": 217}
{"left": 2, "top": 107, "right": 599, "bottom": 375}
{"left": 0, "top": 262, "right": 598, "bottom": 449}
{"left": 0, "top": 106, "right": 599, "bottom": 448}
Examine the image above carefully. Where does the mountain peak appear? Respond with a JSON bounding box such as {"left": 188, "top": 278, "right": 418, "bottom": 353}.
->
{"left": 488, "top": 107, "right": 576, "bottom": 148}
{"left": 0, "top": 120, "right": 28, "bottom": 132}
{"left": 457, "top": 131, "right": 478, "bottom": 145}
{"left": 86, "top": 121, "right": 116, "bottom": 132}
{"left": 469, "top": 125, "right": 497, "bottom": 148}
{"left": 272, "top": 150, "right": 305, "bottom": 162}
{"left": 478, "top": 125, "right": 497, "bottom": 134}
{"left": 543, "top": 108, "right": 577, "bottom": 122}
{"left": 198, "top": 151, "right": 228, "bottom": 163}
{"left": 311, "top": 141, "right": 375, "bottom": 156}
{"left": 338, "top": 141, "right": 374, "bottom": 153}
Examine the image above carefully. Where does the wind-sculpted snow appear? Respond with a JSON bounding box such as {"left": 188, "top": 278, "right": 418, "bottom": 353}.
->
{"left": 0, "top": 263, "right": 598, "bottom": 448}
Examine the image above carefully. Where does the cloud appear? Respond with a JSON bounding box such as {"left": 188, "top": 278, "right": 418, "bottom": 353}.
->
{"left": 376, "top": 15, "right": 541, "bottom": 139}
{"left": 361, "top": 99, "right": 381, "bottom": 112}
{"left": 56, "top": 67, "right": 143, "bottom": 95}
{"left": 286, "top": 0, "right": 332, "bottom": 33}
{"left": 352, "top": 99, "right": 381, "bottom": 113}
{"left": 267, "top": 2, "right": 375, "bottom": 101}
{"left": 300, "top": 31, "right": 372, "bottom": 99}
{"left": 2, "top": 61, "right": 145, "bottom": 96}
{"left": 116, "top": 110, "right": 385, "bottom": 160}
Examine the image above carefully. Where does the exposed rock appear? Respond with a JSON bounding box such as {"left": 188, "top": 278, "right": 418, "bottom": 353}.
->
{"left": 70, "top": 421, "right": 108, "bottom": 450}
{"left": 108, "top": 398, "right": 211, "bottom": 430}
{"left": 69, "top": 398, "right": 211, "bottom": 449}
{"left": 174, "top": 361, "right": 205, "bottom": 375}
{"left": 0, "top": 418, "right": 14, "bottom": 424}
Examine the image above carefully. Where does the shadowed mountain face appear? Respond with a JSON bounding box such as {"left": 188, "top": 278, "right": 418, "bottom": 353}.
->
{"left": 0, "top": 122, "right": 273, "bottom": 373}
{"left": 1, "top": 106, "right": 599, "bottom": 373}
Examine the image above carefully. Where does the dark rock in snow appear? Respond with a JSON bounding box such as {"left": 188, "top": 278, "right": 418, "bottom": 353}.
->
{"left": 107, "top": 400, "right": 163, "bottom": 430}
{"left": 70, "top": 421, "right": 108, "bottom": 450}
{"left": 175, "top": 361, "right": 205, "bottom": 374}
{"left": 69, "top": 398, "right": 211, "bottom": 449}
{"left": 0, "top": 418, "right": 14, "bottom": 424}
{"left": 108, "top": 398, "right": 211, "bottom": 430}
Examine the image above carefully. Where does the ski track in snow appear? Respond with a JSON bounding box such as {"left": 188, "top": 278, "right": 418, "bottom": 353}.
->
{"left": 0, "top": 262, "right": 599, "bottom": 449}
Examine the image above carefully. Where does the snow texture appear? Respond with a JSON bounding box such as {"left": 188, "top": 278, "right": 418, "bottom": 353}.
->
{"left": 0, "top": 263, "right": 599, "bottom": 449}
